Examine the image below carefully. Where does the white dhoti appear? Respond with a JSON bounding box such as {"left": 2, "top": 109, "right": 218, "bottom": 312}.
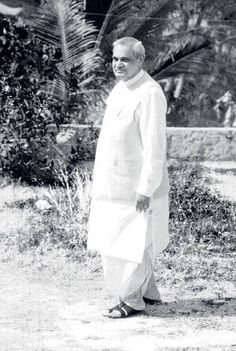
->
{"left": 102, "top": 245, "right": 161, "bottom": 310}
{"left": 89, "top": 194, "right": 169, "bottom": 309}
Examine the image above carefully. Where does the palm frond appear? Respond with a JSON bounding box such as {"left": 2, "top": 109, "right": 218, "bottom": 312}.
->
{"left": 152, "top": 38, "right": 212, "bottom": 79}
{"left": 44, "top": 75, "right": 67, "bottom": 101}
{"left": 95, "top": 0, "right": 115, "bottom": 48}
{"left": 108, "top": 0, "right": 152, "bottom": 41}
{"left": 2, "top": 0, "right": 102, "bottom": 79}
{"left": 106, "top": 0, "right": 177, "bottom": 41}
{"left": 134, "top": 0, "right": 178, "bottom": 40}
{"left": 105, "top": 0, "right": 133, "bottom": 35}
{"left": 94, "top": 0, "right": 134, "bottom": 50}
{"left": 29, "top": 0, "right": 101, "bottom": 73}
{"left": 6, "top": 0, "right": 103, "bottom": 102}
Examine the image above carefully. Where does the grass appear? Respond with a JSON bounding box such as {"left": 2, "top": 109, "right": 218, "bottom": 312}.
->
{"left": 0, "top": 161, "right": 235, "bottom": 286}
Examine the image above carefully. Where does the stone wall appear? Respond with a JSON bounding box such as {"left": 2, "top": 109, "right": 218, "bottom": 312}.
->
{"left": 167, "top": 127, "right": 236, "bottom": 161}
{"left": 48, "top": 125, "right": 236, "bottom": 161}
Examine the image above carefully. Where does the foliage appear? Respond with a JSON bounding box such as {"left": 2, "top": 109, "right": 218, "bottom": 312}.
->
{"left": 0, "top": 0, "right": 103, "bottom": 103}
{"left": 166, "top": 78, "right": 219, "bottom": 127}
{"left": 0, "top": 17, "right": 63, "bottom": 183}
{"left": 168, "top": 161, "right": 236, "bottom": 254}
{"left": 68, "top": 126, "right": 99, "bottom": 165}
{"left": 26, "top": 0, "right": 103, "bottom": 105}
{"left": 0, "top": 13, "right": 102, "bottom": 183}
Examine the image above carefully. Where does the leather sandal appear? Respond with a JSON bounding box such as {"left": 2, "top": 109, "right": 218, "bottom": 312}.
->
{"left": 106, "top": 302, "right": 143, "bottom": 318}
{"left": 108, "top": 302, "right": 125, "bottom": 313}
{"left": 102, "top": 302, "right": 124, "bottom": 317}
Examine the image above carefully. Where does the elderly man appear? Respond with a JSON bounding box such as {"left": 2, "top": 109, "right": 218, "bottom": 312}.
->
{"left": 88, "top": 37, "right": 169, "bottom": 318}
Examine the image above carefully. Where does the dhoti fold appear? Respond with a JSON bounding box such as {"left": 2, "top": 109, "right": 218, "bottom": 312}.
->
{"left": 102, "top": 244, "right": 162, "bottom": 310}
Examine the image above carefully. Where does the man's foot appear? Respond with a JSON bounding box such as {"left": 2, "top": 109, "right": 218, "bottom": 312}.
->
{"left": 102, "top": 302, "right": 124, "bottom": 317}
{"left": 103, "top": 302, "right": 143, "bottom": 318}
{"left": 143, "top": 297, "right": 162, "bottom": 305}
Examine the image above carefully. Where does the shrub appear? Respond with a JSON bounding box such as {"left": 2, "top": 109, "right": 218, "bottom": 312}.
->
{"left": 168, "top": 161, "right": 236, "bottom": 254}
{"left": 0, "top": 17, "right": 65, "bottom": 184}
{"left": 0, "top": 17, "right": 101, "bottom": 184}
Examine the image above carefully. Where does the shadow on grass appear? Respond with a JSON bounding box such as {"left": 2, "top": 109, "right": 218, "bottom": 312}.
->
{"left": 145, "top": 297, "right": 236, "bottom": 318}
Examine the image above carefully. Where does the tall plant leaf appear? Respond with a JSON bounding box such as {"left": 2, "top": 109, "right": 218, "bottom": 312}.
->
{"left": 134, "top": 0, "right": 177, "bottom": 40}
{"left": 0, "top": 0, "right": 102, "bottom": 103}
{"left": 152, "top": 38, "right": 212, "bottom": 79}
{"left": 95, "top": 0, "right": 115, "bottom": 48}
{"left": 29, "top": 0, "right": 101, "bottom": 74}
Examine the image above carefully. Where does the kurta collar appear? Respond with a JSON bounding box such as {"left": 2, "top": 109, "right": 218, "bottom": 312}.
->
{"left": 122, "top": 69, "right": 144, "bottom": 87}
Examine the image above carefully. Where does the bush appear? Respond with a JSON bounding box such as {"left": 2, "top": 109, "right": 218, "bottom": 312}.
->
{"left": 0, "top": 17, "right": 101, "bottom": 184}
{"left": 168, "top": 161, "right": 236, "bottom": 254}
{"left": 0, "top": 17, "right": 66, "bottom": 184}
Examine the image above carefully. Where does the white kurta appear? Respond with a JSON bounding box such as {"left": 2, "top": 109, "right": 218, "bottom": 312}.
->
{"left": 88, "top": 69, "right": 169, "bottom": 264}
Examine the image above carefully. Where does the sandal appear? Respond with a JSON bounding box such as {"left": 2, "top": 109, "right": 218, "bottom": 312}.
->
{"left": 102, "top": 302, "right": 124, "bottom": 317}
{"left": 143, "top": 297, "right": 162, "bottom": 305}
{"left": 106, "top": 302, "right": 143, "bottom": 319}
{"left": 108, "top": 302, "right": 124, "bottom": 313}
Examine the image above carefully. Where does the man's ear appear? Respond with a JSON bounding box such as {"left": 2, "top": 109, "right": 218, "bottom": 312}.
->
{"left": 138, "top": 57, "right": 144, "bottom": 67}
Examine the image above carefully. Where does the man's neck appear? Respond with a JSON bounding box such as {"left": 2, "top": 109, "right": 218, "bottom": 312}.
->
{"left": 120, "top": 69, "right": 144, "bottom": 87}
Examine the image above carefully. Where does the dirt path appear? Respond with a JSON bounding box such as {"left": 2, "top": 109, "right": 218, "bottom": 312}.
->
{"left": 0, "top": 260, "right": 236, "bottom": 351}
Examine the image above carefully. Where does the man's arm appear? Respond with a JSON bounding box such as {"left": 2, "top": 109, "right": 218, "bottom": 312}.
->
{"left": 136, "top": 87, "right": 167, "bottom": 211}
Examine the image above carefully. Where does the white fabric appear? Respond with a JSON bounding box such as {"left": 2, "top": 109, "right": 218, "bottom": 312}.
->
{"left": 88, "top": 69, "right": 169, "bottom": 263}
{"left": 102, "top": 244, "right": 161, "bottom": 310}
{"left": 89, "top": 194, "right": 169, "bottom": 263}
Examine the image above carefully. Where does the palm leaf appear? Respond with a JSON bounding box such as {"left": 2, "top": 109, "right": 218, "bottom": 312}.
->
{"left": 151, "top": 38, "right": 212, "bottom": 79}
{"left": 2, "top": 0, "right": 102, "bottom": 102}
{"left": 93, "top": 0, "right": 147, "bottom": 49}
{"left": 29, "top": 0, "right": 101, "bottom": 73}
{"left": 134, "top": 0, "right": 177, "bottom": 40}
{"left": 95, "top": 0, "right": 115, "bottom": 48}
{"left": 94, "top": 0, "right": 135, "bottom": 51}
{"left": 105, "top": 0, "right": 133, "bottom": 35}
{"left": 107, "top": 0, "right": 151, "bottom": 42}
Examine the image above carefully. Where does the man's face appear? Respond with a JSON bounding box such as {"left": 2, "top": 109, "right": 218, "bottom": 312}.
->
{"left": 112, "top": 44, "right": 142, "bottom": 81}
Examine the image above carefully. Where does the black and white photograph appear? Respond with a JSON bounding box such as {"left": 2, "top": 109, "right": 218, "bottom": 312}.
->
{"left": 0, "top": 0, "right": 235, "bottom": 350}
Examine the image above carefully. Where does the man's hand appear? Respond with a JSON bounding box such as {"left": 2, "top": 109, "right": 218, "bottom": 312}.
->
{"left": 135, "top": 193, "right": 151, "bottom": 213}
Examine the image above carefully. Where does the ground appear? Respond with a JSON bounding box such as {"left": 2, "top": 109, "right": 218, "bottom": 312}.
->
{"left": 0, "top": 162, "right": 236, "bottom": 351}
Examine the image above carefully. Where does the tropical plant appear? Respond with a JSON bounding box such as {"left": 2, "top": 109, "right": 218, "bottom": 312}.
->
{"left": 0, "top": 0, "right": 213, "bottom": 94}
{"left": 0, "top": 0, "right": 103, "bottom": 115}
{"left": 0, "top": 17, "right": 63, "bottom": 183}
{"left": 0, "top": 0, "right": 104, "bottom": 183}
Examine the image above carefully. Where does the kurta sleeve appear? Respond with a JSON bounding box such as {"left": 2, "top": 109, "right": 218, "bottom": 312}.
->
{"left": 136, "top": 87, "right": 167, "bottom": 197}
